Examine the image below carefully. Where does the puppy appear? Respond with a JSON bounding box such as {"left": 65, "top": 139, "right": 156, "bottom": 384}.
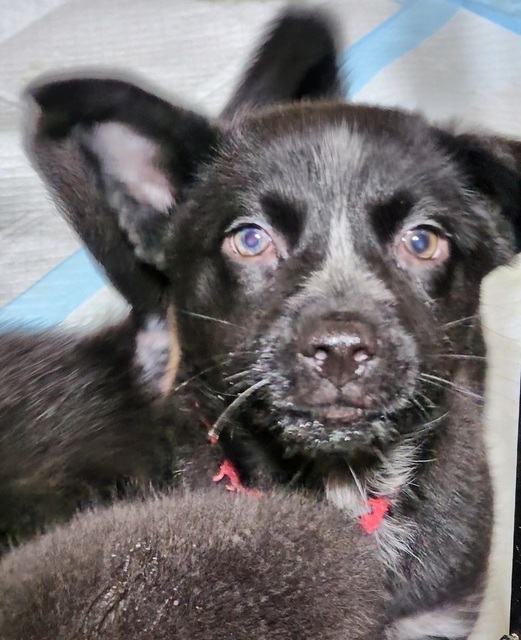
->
{"left": 0, "top": 491, "right": 385, "bottom": 640}
{"left": 0, "top": 9, "right": 342, "bottom": 550}
{"left": 24, "top": 8, "right": 521, "bottom": 639}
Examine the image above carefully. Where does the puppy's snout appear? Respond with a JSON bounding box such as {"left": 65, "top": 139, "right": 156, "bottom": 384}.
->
{"left": 299, "top": 320, "right": 376, "bottom": 388}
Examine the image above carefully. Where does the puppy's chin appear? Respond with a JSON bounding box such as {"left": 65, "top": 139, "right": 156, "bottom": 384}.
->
{"left": 274, "top": 408, "right": 399, "bottom": 457}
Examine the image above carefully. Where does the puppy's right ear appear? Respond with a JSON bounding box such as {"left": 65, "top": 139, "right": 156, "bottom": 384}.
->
{"left": 25, "top": 76, "right": 219, "bottom": 313}
{"left": 222, "top": 8, "right": 344, "bottom": 118}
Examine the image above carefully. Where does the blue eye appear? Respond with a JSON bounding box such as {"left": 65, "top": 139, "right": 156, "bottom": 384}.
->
{"left": 402, "top": 228, "right": 440, "bottom": 260}
{"left": 231, "top": 226, "right": 272, "bottom": 257}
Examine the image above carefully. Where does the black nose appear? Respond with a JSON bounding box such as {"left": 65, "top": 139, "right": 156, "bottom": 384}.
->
{"left": 299, "top": 319, "right": 377, "bottom": 388}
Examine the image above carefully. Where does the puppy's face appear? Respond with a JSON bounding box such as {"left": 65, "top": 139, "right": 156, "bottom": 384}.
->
{"left": 160, "top": 103, "right": 514, "bottom": 457}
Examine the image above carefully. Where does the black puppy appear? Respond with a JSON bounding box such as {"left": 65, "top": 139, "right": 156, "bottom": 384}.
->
{"left": 0, "top": 491, "right": 384, "bottom": 640}
{"left": 7, "top": 7, "right": 521, "bottom": 639}
{"left": 0, "top": 320, "right": 176, "bottom": 548}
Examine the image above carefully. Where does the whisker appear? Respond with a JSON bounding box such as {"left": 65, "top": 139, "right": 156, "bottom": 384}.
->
{"left": 208, "top": 378, "right": 270, "bottom": 441}
{"left": 413, "top": 411, "right": 450, "bottom": 436}
{"left": 200, "top": 349, "right": 261, "bottom": 368}
{"left": 227, "top": 380, "right": 254, "bottom": 395}
{"left": 415, "top": 392, "right": 438, "bottom": 410}
{"left": 174, "top": 350, "right": 262, "bottom": 390}
{"left": 173, "top": 360, "right": 232, "bottom": 392}
{"left": 435, "top": 353, "right": 486, "bottom": 361}
{"left": 178, "top": 309, "right": 240, "bottom": 327}
{"left": 224, "top": 370, "right": 250, "bottom": 382}
{"left": 420, "top": 373, "right": 483, "bottom": 401}
{"left": 347, "top": 464, "right": 366, "bottom": 501}
{"left": 408, "top": 396, "right": 429, "bottom": 416}
{"left": 443, "top": 315, "right": 478, "bottom": 328}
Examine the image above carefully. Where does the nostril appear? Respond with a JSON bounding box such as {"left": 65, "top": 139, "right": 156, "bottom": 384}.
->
{"left": 314, "top": 348, "right": 329, "bottom": 362}
{"left": 352, "top": 346, "right": 372, "bottom": 364}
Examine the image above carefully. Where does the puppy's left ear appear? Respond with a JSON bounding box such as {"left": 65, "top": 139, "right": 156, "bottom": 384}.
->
{"left": 25, "top": 76, "right": 219, "bottom": 311}
{"left": 441, "top": 131, "right": 521, "bottom": 252}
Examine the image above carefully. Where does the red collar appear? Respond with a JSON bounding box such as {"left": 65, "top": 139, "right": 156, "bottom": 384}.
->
{"left": 213, "top": 459, "right": 262, "bottom": 497}
{"left": 197, "top": 400, "right": 389, "bottom": 533}
{"left": 212, "top": 457, "right": 390, "bottom": 534}
{"left": 359, "top": 497, "right": 390, "bottom": 533}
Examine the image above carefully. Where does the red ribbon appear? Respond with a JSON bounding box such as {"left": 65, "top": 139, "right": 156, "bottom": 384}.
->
{"left": 359, "top": 496, "right": 390, "bottom": 533}
{"left": 213, "top": 459, "right": 262, "bottom": 497}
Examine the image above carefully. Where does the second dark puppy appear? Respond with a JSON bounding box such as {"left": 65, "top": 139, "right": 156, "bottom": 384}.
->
{"left": 0, "top": 491, "right": 384, "bottom": 640}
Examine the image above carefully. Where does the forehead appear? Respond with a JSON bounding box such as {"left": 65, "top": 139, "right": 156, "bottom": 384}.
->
{"left": 216, "top": 103, "right": 465, "bottom": 234}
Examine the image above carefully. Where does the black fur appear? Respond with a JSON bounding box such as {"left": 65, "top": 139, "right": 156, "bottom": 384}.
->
{"left": 221, "top": 7, "right": 344, "bottom": 117}
{"left": 0, "top": 491, "right": 385, "bottom": 640}
{"left": 0, "top": 321, "right": 166, "bottom": 549}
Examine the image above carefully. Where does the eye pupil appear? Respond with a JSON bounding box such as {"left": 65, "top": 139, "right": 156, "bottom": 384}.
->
{"left": 410, "top": 231, "right": 430, "bottom": 254}
{"left": 242, "top": 228, "right": 262, "bottom": 249}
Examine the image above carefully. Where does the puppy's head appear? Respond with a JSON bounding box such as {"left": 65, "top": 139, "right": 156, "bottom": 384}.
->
{"left": 24, "top": 11, "right": 521, "bottom": 463}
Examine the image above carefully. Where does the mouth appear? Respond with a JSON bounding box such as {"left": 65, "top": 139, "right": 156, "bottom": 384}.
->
{"left": 321, "top": 406, "right": 367, "bottom": 421}
{"left": 273, "top": 405, "right": 399, "bottom": 455}
{"left": 213, "top": 357, "right": 421, "bottom": 454}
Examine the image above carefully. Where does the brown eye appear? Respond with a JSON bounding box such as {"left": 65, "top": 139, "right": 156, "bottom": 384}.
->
{"left": 401, "top": 228, "right": 441, "bottom": 260}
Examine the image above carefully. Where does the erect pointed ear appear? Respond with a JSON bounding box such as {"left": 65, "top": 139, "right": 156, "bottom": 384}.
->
{"left": 222, "top": 7, "right": 344, "bottom": 119}
{"left": 24, "top": 74, "right": 219, "bottom": 312}
{"left": 439, "top": 130, "right": 521, "bottom": 253}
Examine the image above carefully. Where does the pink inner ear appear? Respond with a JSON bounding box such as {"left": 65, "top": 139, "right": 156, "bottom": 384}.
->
{"left": 92, "top": 121, "right": 175, "bottom": 212}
